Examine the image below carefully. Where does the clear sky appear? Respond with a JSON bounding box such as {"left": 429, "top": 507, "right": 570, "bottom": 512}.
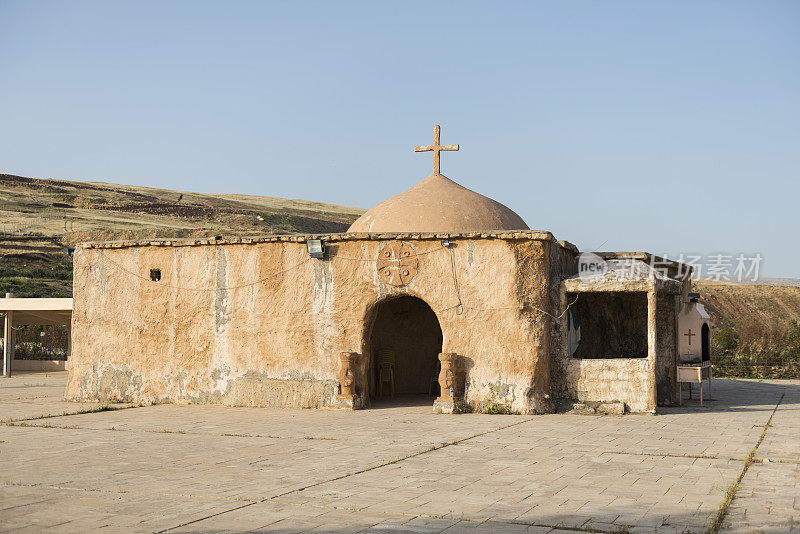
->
{"left": 1, "top": 1, "right": 798, "bottom": 277}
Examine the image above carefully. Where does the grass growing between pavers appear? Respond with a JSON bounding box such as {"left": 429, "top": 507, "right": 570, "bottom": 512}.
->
{"left": 706, "top": 391, "right": 785, "bottom": 534}
{"left": 3, "top": 378, "right": 796, "bottom": 533}
{"left": 1, "top": 402, "right": 143, "bottom": 424}
{"left": 153, "top": 416, "right": 537, "bottom": 533}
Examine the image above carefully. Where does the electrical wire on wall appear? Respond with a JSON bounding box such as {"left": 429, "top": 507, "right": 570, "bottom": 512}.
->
{"left": 95, "top": 241, "right": 579, "bottom": 319}
{"left": 328, "top": 245, "right": 446, "bottom": 262}
{"left": 101, "top": 254, "right": 312, "bottom": 292}
{"left": 433, "top": 246, "right": 464, "bottom": 314}
{"left": 432, "top": 247, "right": 580, "bottom": 318}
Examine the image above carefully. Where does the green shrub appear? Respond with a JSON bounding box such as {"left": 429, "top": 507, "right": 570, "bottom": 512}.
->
{"left": 480, "top": 402, "right": 519, "bottom": 415}
{"left": 0, "top": 277, "right": 70, "bottom": 298}
{"left": 712, "top": 319, "right": 800, "bottom": 379}
{"left": 0, "top": 266, "right": 71, "bottom": 280}
{"left": 452, "top": 401, "right": 474, "bottom": 414}
{"left": 11, "top": 325, "right": 69, "bottom": 360}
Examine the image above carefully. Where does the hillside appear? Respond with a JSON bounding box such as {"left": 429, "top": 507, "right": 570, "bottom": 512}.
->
{"left": 1, "top": 173, "right": 363, "bottom": 242}
{"left": 694, "top": 280, "right": 800, "bottom": 327}
{"left": 694, "top": 280, "right": 800, "bottom": 377}
{"left": 1, "top": 173, "right": 363, "bottom": 297}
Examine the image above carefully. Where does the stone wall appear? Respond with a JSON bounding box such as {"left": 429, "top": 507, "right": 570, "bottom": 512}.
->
{"left": 561, "top": 357, "right": 653, "bottom": 412}
{"left": 66, "top": 233, "right": 558, "bottom": 413}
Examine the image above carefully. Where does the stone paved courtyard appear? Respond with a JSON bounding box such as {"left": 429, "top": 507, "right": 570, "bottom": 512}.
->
{"left": 0, "top": 373, "right": 797, "bottom": 533}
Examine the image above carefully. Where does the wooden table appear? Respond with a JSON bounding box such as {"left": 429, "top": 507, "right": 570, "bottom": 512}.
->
{"left": 677, "top": 361, "right": 712, "bottom": 406}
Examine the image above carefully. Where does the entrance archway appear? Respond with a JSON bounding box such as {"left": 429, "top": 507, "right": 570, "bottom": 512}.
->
{"left": 701, "top": 324, "right": 710, "bottom": 362}
{"left": 366, "top": 296, "right": 442, "bottom": 403}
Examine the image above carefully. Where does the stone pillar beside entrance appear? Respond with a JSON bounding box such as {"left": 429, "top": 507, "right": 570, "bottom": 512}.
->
{"left": 433, "top": 352, "right": 463, "bottom": 414}
{"left": 334, "top": 351, "right": 363, "bottom": 410}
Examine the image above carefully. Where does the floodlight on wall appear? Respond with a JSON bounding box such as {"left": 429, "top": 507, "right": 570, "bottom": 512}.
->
{"left": 306, "top": 239, "right": 326, "bottom": 259}
{"left": 440, "top": 239, "right": 453, "bottom": 248}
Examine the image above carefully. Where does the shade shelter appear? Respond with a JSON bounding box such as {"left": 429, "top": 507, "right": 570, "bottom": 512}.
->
{"left": 1, "top": 294, "right": 73, "bottom": 376}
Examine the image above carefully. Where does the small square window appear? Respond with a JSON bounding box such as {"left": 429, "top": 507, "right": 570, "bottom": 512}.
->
{"left": 150, "top": 269, "right": 161, "bottom": 282}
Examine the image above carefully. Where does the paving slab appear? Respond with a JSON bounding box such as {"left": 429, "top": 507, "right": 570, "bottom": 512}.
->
{"left": 0, "top": 371, "right": 133, "bottom": 422}
{"left": 0, "top": 375, "right": 798, "bottom": 533}
{"left": 722, "top": 381, "right": 800, "bottom": 533}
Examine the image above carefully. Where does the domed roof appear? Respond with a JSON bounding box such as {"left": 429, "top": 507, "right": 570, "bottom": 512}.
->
{"left": 347, "top": 173, "right": 529, "bottom": 233}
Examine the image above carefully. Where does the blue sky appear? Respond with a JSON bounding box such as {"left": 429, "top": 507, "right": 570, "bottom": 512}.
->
{"left": 1, "top": 1, "right": 798, "bottom": 277}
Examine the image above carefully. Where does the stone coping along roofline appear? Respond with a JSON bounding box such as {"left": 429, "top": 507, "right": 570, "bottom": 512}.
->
{"left": 80, "top": 230, "right": 578, "bottom": 252}
{"left": 595, "top": 251, "right": 693, "bottom": 281}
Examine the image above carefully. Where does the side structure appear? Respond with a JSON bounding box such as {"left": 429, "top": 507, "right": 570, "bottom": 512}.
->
{"left": 552, "top": 253, "right": 691, "bottom": 412}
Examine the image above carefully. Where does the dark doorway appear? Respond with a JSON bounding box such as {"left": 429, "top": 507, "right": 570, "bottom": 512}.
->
{"left": 701, "top": 324, "right": 710, "bottom": 362}
{"left": 367, "top": 296, "right": 442, "bottom": 401}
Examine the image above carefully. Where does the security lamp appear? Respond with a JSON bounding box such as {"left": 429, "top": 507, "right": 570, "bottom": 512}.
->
{"left": 306, "top": 239, "right": 326, "bottom": 259}
{"left": 441, "top": 239, "right": 453, "bottom": 248}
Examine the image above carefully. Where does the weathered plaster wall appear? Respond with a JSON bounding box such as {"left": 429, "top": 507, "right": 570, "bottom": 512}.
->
{"left": 548, "top": 242, "right": 578, "bottom": 401}
{"left": 66, "top": 233, "right": 556, "bottom": 413}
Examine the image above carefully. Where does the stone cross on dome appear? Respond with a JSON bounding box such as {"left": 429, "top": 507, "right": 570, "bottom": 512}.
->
{"left": 414, "top": 125, "right": 459, "bottom": 175}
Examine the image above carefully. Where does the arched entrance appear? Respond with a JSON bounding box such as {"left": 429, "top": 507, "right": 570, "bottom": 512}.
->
{"left": 366, "top": 296, "right": 442, "bottom": 404}
{"left": 701, "top": 324, "right": 710, "bottom": 362}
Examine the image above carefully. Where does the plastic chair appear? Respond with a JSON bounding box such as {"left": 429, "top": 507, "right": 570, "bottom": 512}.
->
{"left": 376, "top": 349, "right": 395, "bottom": 397}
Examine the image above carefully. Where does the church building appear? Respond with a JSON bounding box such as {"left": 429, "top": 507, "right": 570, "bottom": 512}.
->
{"left": 65, "top": 126, "right": 693, "bottom": 414}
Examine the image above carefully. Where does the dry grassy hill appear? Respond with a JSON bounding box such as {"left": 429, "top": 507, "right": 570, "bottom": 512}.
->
{"left": 694, "top": 280, "right": 800, "bottom": 377}
{"left": 1, "top": 173, "right": 363, "bottom": 242}
{"left": 1, "top": 173, "right": 363, "bottom": 297}
{"left": 695, "top": 280, "right": 800, "bottom": 327}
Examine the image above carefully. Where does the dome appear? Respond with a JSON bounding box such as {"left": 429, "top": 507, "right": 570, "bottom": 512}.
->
{"left": 347, "top": 173, "right": 529, "bottom": 233}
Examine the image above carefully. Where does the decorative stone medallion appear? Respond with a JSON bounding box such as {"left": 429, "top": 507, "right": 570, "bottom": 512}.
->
{"left": 376, "top": 241, "right": 418, "bottom": 286}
